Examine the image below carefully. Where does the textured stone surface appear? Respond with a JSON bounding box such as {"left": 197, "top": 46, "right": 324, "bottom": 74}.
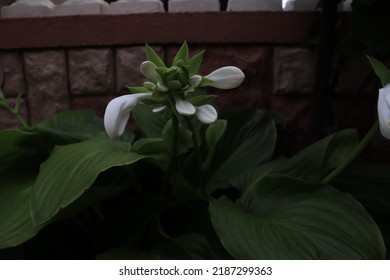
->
{"left": 71, "top": 96, "right": 113, "bottom": 118}
{"left": 169, "top": 0, "right": 220, "bottom": 12}
{"left": 1, "top": 0, "right": 55, "bottom": 18}
{"left": 270, "top": 96, "right": 312, "bottom": 154}
{"left": 109, "top": 0, "right": 164, "bottom": 14}
{"left": 0, "top": 97, "right": 29, "bottom": 129}
{"left": 228, "top": 0, "right": 282, "bottom": 11}
{"left": 68, "top": 48, "right": 114, "bottom": 95}
{"left": 0, "top": 51, "right": 26, "bottom": 97}
{"left": 273, "top": 47, "right": 316, "bottom": 95}
{"left": 24, "top": 50, "right": 69, "bottom": 124}
{"left": 54, "top": 0, "right": 109, "bottom": 16}
{"left": 116, "top": 46, "right": 164, "bottom": 93}
{"left": 284, "top": 0, "right": 319, "bottom": 11}
{"left": 166, "top": 45, "right": 272, "bottom": 112}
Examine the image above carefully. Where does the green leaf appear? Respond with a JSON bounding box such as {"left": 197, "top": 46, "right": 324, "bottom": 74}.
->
{"left": 175, "top": 233, "right": 217, "bottom": 259}
{"left": 132, "top": 138, "right": 166, "bottom": 155}
{"left": 206, "top": 110, "right": 277, "bottom": 193}
{"left": 36, "top": 110, "right": 109, "bottom": 144}
{"left": 333, "top": 160, "right": 390, "bottom": 218}
{"left": 0, "top": 128, "right": 46, "bottom": 172}
{"left": 0, "top": 175, "right": 42, "bottom": 249}
{"left": 189, "top": 51, "right": 205, "bottom": 74}
{"left": 205, "top": 120, "right": 227, "bottom": 150}
{"left": 0, "top": 101, "right": 8, "bottom": 110}
{"left": 203, "top": 120, "right": 227, "bottom": 170}
{"left": 162, "top": 120, "right": 193, "bottom": 155}
{"left": 186, "top": 95, "right": 217, "bottom": 106}
{"left": 210, "top": 175, "right": 385, "bottom": 259}
{"left": 126, "top": 86, "right": 151, "bottom": 94}
{"left": 173, "top": 41, "right": 189, "bottom": 66}
{"left": 133, "top": 103, "right": 167, "bottom": 138}
{"left": 367, "top": 56, "right": 390, "bottom": 87}
{"left": 200, "top": 77, "right": 214, "bottom": 87}
{"left": 145, "top": 44, "right": 166, "bottom": 68}
{"left": 232, "top": 129, "right": 359, "bottom": 191}
{"left": 30, "top": 136, "right": 147, "bottom": 225}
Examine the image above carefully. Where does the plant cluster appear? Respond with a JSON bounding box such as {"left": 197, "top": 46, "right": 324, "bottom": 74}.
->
{"left": 0, "top": 43, "right": 389, "bottom": 260}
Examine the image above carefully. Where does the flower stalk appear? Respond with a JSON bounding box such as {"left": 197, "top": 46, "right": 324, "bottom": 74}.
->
{"left": 323, "top": 120, "right": 379, "bottom": 184}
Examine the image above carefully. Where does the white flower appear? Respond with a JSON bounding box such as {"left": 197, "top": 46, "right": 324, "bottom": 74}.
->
{"left": 152, "top": 105, "right": 167, "bottom": 113}
{"left": 143, "top": 81, "right": 156, "bottom": 91}
{"left": 104, "top": 93, "right": 151, "bottom": 139}
{"left": 157, "top": 82, "right": 169, "bottom": 92}
{"left": 196, "top": 104, "right": 218, "bottom": 124}
{"left": 140, "top": 61, "right": 160, "bottom": 79}
{"left": 378, "top": 84, "right": 390, "bottom": 140}
{"left": 205, "top": 66, "right": 245, "bottom": 89}
{"left": 190, "top": 75, "right": 202, "bottom": 88}
{"left": 174, "top": 96, "right": 196, "bottom": 116}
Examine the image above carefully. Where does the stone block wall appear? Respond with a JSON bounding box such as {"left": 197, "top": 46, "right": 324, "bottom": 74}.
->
{"left": 0, "top": 11, "right": 384, "bottom": 161}
{"left": 0, "top": 44, "right": 377, "bottom": 131}
{"left": 0, "top": 0, "right": 352, "bottom": 18}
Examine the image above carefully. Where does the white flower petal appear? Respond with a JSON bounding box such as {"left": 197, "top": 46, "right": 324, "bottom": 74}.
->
{"left": 378, "top": 84, "right": 390, "bottom": 140}
{"left": 196, "top": 104, "right": 218, "bottom": 124}
{"left": 157, "top": 82, "right": 169, "bottom": 92}
{"left": 174, "top": 96, "right": 196, "bottom": 116}
{"left": 140, "top": 61, "right": 159, "bottom": 79}
{"left": 104, "top": 93, "right": 151, "bottom": 139}
{"left": 143, "top": 81, "right": 156, "bottom": 91}
{"left": 152, "top": 105, "right": 167, "bottom": 113}
{"left": 205, "top": 66, "right": 245, "bottom": 89}
{"left": 190, "top": 75, "right": 202, "bottom": 88}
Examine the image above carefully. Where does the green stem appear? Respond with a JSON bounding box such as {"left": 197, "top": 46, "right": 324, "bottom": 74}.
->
{"left": 14, "top": 112, "right": 28, "bottom": 128}
{"left": 185, "top": 117, "right": 206, "bottom": 193}
{"left": 162, "top": 102, "right": 179, "bottom": 196}
{"left": 323, "top": 120, "right": 379, "bottom": 184}
{"left": 185, "top": 117, "right": 202, "bottom": 168}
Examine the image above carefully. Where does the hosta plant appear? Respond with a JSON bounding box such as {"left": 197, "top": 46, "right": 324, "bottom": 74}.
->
{"left": 0, "top": 43, "right": 388, "bottom": 260}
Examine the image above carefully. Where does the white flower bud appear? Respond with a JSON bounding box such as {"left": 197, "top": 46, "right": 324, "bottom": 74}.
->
{"left": 157, "top": 82, "right": 169, "bottom": 93}
{"left": 378, "top": 84, "right": 390, "bottom": 140}
{"left": 104, "top": 93, "right": 151, "bottom": 139}
{"left": 205, "top": 66, "right": 245, "bottom": 89}
{"left": 196, "top": 104, "right": 218, "bottom": 124}
{"left": 174, "top": 96, "right": 196, "bottom": 116}
{"left": 143, "top": 81, "right": 156, "bottom": 91}
{"left": 140, "top": 61, "right": 160, "bottom": 79}
{"left": 190, "top": 75, "right": 202, "bottom": 88}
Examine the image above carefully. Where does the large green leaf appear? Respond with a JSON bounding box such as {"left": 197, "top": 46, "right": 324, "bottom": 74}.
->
{"left": 206, "top": 110, "right": 277, "bottom": 193}
{"left": 36, "top": 109, "right": 117, "bottom": 144}
{"left": 210, "top": 175, "right": 385, "bottom": 259}
{"left": 0, "top": 128, "right": 47, "bottom": 172}
{"left": 333, "top": 160, "right": 390, "bottom": 218}
{"left": 367, "top": 56, "right": 390, "bottom": 87}
{"left": 30, "top": 136, "right": 147, "bottom": 225}
{"left": 233, "top": 129, "right": 359, "bottom": 191}
{"left": 0, "top": 175, "right": 41, "bottom": 249}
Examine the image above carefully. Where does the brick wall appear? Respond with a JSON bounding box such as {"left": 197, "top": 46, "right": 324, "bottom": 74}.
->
{"left": 0, "top": 11, "right": 384, "bottom": 160}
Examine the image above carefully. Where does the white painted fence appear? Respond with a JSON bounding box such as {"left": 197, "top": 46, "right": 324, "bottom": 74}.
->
{"left": 0, "top": 0, "right": 352, "bottom": 18}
